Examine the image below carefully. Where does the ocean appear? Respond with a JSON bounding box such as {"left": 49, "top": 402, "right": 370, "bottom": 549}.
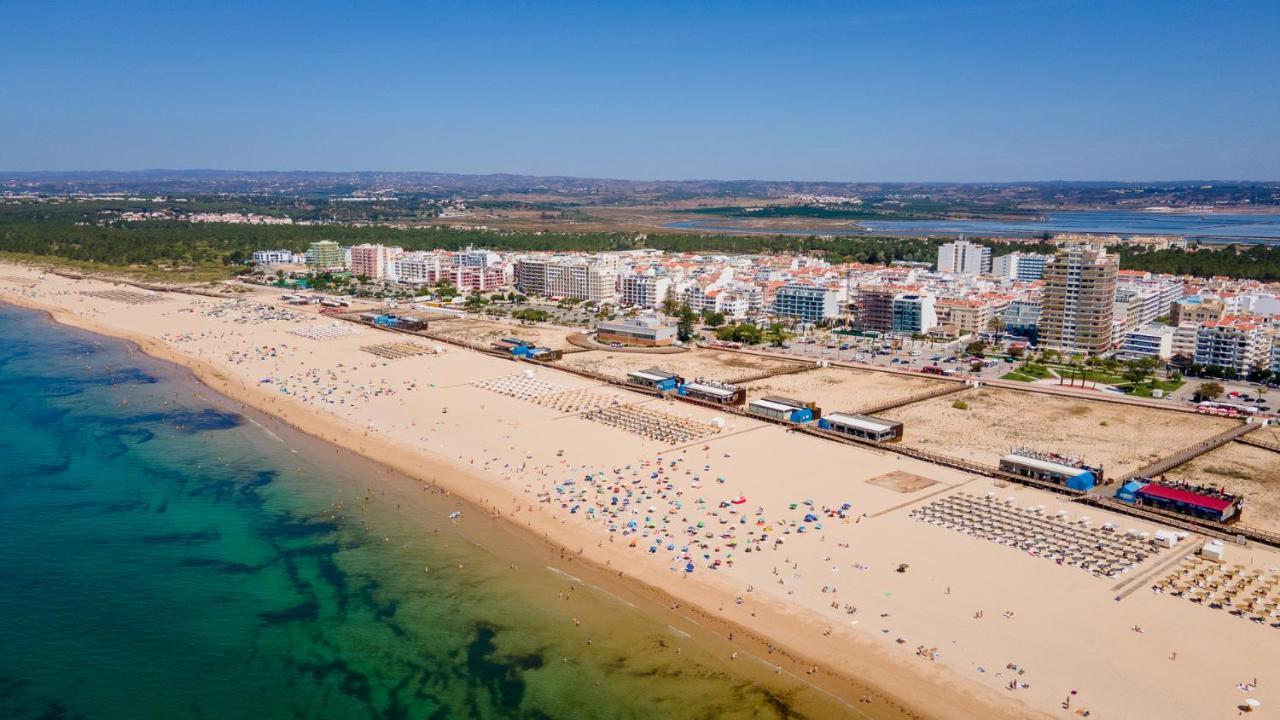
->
{"left": 0, "top": 303, "right": 860, "bottom": 720}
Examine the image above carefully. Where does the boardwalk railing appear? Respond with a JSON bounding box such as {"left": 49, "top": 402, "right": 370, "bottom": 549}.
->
{"left": 1122, "top": 422, "right": 1259, "bottom": 481}
{"left": 855, "top": 383, "right": 968, "bottom": 416}
{"left": 1235, "top": 434, "right": 1280, "bottom": 455}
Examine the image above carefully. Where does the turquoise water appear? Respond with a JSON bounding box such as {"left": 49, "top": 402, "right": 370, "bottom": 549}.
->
{"left": 667, "top": 210, "right": 1280, "bottom": 243}
{"left": 0, "top": 304, "right": 858, "bottom": 720}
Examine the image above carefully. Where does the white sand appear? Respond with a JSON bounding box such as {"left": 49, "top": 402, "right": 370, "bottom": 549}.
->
{"left": 3, "top": 264, "right": 1278, "bottom": 720}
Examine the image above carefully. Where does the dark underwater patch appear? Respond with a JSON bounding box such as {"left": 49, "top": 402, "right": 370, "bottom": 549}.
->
{"left": 180, "top": 557, "right": 261, "bottom": 574}
{"left": 258, "top": 601, "right": 320, "bottom": 625}
{"left": 139, "top": 529, "right": 221, "bottom": 546}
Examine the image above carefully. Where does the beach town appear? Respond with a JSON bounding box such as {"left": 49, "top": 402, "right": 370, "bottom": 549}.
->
{"left": 2, "top": 261, "right": 1278, "bottom": 720}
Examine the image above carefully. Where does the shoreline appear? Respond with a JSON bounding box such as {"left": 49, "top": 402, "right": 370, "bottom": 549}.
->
{"left": 0, "top": 291, "right": 1025, "bottom": 719}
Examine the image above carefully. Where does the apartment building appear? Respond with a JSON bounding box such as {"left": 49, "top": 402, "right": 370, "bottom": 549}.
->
{"left": 306, "top": 240, "right": 345, "bottom": 270}
{"left": 1003, "top": 299, "right": 1042, "bottom": 341}
{"left": 1171, "top": 296, "right": 1227, "bottom": 326}
{"left": 992, "top": 252, "right": 1049, "bottom": 281}
{"left": 619, "top": 275, "right": 671, "bottom": 309}
{"left": 1114, "top": 279, "right": 1183, "bottom": 335}
{"left": 936, "top": 297, "right": 994, "bottom": 337}
{"left": 1039, "top": 245, "right": 1119, "bottom": 355}
{"left": 773, "top": 284, "right": 840, "bottom": 323}
{"left": 348, "top": 243, "right": 399, "bottom": 280}
{"left": 937, "top": 240, "right": 992, "bottom": 276}
{"left": 390, "top": 252, "right": 442, "bottom": 284}
{"left": 1194, "top": 317, "right": 1269, "bottom": 374}
{"left": 1121, "top": 324, "right": 1177, "bottom": 360}
{"left": 513, "top": 256, "right": 617, "bottom": 303}
{"left": 891, "top": 293, "right": 938, "bottom": 334}
{"left": 251, "top": 249, "right": 298, "bottom": 265}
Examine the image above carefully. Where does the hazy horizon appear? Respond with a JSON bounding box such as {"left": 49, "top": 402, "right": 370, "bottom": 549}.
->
{"left": 3, "top": 168, "right": 1277, "bottom": 186}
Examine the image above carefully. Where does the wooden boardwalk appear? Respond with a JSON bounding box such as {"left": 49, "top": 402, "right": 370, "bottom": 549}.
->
{"left": 1121, "top": 422, "right": 1260, "bottom": 481}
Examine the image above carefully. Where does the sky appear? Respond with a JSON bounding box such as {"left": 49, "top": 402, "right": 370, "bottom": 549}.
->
{"left": 1, "top": 0, "right": 1277, "bottom": 182}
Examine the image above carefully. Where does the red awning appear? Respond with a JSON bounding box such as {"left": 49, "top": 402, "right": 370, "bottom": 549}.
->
{"left": 1137, "top": 484, "right": 1233, "bottom": 512}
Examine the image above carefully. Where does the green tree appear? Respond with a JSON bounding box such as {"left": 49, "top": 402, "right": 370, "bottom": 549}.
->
{"left": 661, "top": 286, "right": 681, "bottom": 316}
{"left": 432, "top": 279, "right": 458, "bottom": 299}
{"left": 676, "top": 303, "right": 697, "bottom": 342}
{"left": 764, "top": 322, "right": 791, "bottom": 347}
{"left": 702, "top": 310, "right": 726, "bottom": 328}
{"left": 1122, "top": 357, "right": 1157, "bottom": 386}
{"left": 964, "top": 340, "right": 987, "bottom": 356}
{"left": 1195, "top": 381, "right": 1225, "bottom": 402}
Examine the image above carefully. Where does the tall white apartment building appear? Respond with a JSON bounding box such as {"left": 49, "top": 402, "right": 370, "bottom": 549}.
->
{"left": 619, "top": 275, "right": 671, "bottom": 309}
{"left": 937, "top": 240, "right": 992, "bottom": 276}
{"left": 513, "top": 256, "right": 617, "bottom": 303}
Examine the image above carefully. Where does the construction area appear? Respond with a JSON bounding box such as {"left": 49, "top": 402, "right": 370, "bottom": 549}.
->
{"left": 741, "top": 366, "right": 951, "bottom": 415}
{"left": 879, "top": 387, "right": 1239, "bottom": 479}
{"left": 1162, "top": 442, "right": 1280, "bottom": 533}
{"left": 558, "top": 348, "right": 808, "bottom": 385}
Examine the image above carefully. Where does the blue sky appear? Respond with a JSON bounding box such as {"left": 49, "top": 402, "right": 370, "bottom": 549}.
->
{"left": 1, "top": 0, "right": 1277, "bottom": 181}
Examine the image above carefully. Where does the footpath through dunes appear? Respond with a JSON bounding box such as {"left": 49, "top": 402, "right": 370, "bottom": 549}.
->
{"left": 879, "top": 386, "right": 1238, "bottom": 479}
{"left": 6, "top": 263, "right": 1280, "bottom": 720}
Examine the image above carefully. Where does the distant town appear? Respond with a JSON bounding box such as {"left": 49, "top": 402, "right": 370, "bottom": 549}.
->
{"left": 244, "top": 234, "right": 1280, "bottom": 416}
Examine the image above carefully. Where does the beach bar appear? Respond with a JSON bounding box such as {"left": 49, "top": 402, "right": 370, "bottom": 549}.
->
{"left": 627, "top": 368, "right": 681, "bottom": 392}
{"left": 748, "top": 396, "right": 818, "bottom": 424}
{"left": 492, "top": 337, "right": 562, "bottom": 361}
{"left": 817, "top": 412, "right": 903, "bottom": 443}
{"left": 1116, "top": 479, "right": 1244, "bottom": 523}
{"left": 678, "top": 379, "right": 745, "bottom": 406}
{"left": 998, "top": 451, "right": 1098, "bottom": 491}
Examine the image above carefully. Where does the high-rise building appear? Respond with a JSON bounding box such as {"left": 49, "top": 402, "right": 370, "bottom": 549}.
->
{"left": 513, "top": 256, "right": 617, "bottom": 303}
{"left": 936, "top": 240, "right": 992, "bottom": 276}
{"left": 1039, "top": 245, "right": 1118, "bottom": 355}
{"left": 348, "top": 243, "right": 390, "bottom": 280}
{"left": 306, "top": 240, "right": 344, "bottom": 270}
{"left": 992, "top": 252, "right": 1049, "bottom": 281}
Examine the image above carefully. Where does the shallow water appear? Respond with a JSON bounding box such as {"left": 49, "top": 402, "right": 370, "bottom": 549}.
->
{"left": 0, "top": 303, "right": 863, "bottom": 720}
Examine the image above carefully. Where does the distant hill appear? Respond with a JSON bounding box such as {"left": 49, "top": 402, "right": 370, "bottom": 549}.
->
{"left": 1, "top": 169, "right": 1277, "bottom": 208}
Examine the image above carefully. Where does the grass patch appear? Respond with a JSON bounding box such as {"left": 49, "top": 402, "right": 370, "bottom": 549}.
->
{"left": 1000, "top": 372, "right": 1036, "bottom": 382}
{"left": 951, "top": 400, "right": 969, "bottom": 410}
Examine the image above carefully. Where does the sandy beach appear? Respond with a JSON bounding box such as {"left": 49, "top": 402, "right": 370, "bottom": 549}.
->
{"left": 3, "top": 263, "right": 1278, "bottom": 720}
